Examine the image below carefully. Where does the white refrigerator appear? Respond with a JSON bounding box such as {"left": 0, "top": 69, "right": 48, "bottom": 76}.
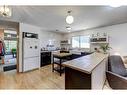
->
{"left": 22, "top": 32, "right": 39, "bottom": 72}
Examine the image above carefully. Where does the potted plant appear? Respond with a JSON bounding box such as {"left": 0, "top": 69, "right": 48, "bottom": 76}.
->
{"left": 100, "top": 44, "right": 111, "bottom": 54}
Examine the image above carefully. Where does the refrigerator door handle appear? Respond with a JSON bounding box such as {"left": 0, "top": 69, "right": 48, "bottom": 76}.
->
{"left": 35, "top": 46, "right": 37, "bottom": 49}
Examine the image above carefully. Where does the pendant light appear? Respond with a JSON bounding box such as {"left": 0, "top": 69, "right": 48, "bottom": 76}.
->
{"left": 0, "top": 5, "right": 12, "bottom": 17}
{"left": 66, "top": 26, "right": 72, "bottom": 30}
{"left": 66, "top": 11, "right": 74, "bottom": 24}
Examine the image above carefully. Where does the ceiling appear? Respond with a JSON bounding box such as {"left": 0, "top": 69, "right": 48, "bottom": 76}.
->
{"left": 0, "top": 6, "right": 127, "bottom": 33}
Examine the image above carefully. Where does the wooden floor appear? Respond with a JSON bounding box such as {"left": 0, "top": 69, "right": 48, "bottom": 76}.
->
{"left": 0, "top": 65, "right": 64, "bottom": 89}
{"left": 0, "top": 64, "right": 111, "bottom": 89}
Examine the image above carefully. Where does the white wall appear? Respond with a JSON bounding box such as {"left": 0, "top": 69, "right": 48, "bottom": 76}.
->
{"left": 19, "top": 23, "right": 62, "bottom": 72}
{"left": 39, "top": 31, "right": 62, "bottom": 48}
{"left": 20, "top": 23, "right": 62, "bottom": 49}
{"left": 63, "top": 23, "right": 127, "bottom": 56}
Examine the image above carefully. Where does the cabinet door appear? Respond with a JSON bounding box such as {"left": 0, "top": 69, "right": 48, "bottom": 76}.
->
{"left": 41, "top": 52, "right": 51, "bottom": 66}
{"left": 23, "top": 57, "right": 39, "bottom": 72}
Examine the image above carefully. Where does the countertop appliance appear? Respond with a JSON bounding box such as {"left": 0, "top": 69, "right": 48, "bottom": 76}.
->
{"left": 22, "top": 32, "right": 39, "bottom": 72}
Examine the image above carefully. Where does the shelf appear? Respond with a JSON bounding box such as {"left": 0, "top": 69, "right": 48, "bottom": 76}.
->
{"left": 60, "top": 40, "right": 71, "bottom": 45}
{"left": 54, "top": 60, "right": 67, "bottom": 65}
{"left": 53, "top": 66, "right": 65, "bottom": 73}
{"left": 60, "top": 43, "right": 71, "bottom": 45}
{"left": 90, "top": 42, "right": 108, "bottom": 44}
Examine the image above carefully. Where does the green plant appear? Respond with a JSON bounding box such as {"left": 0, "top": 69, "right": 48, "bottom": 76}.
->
{"left": 12, "top": 48, "right": 17, "bottom": 53}
{"left": 100, "top": 44, "right": 111, "bottom": 53}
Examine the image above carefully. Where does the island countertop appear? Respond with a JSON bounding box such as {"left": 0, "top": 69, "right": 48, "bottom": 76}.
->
{"left": 52, "top": 52, "right": 72, "bottom": 57}
{"left": 62, "top": 52, "right": 108, "bottom": 74}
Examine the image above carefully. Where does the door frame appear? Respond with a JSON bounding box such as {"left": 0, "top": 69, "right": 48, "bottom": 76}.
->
{"left": 0, "top": 20, "right": 19, "bottom": 72}
{"left": 16, "top": 23, "right": 19, "bottom": 72}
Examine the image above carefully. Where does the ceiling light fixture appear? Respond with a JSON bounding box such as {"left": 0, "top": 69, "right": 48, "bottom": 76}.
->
{"left": 0, "top": 5, "right": 12, "bottom": 17}
{"left": 56, "top": 29, "right": 59, "bottom": 32}
{"left": 66, "top": 11, "right": 74, "bottom": 24}
{"left": 66, "top": 26, "right": 72, "bottom": 30}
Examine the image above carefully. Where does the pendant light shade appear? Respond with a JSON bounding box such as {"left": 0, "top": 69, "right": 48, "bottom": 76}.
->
{"left": 66, "top": 11, "right": 74, "bottom": 24}
{"left": 66, "top": 26, "right": 72, "bottom": 30}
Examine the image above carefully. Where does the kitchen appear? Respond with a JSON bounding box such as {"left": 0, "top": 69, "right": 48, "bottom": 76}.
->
{"left": 21, "top": 23, "right": 92, "bottom": 72}
{"left": 1, "top": 6, "right": 127, "bottom": 90}
{"left": 19, "top": 22, "right": 108, "bottom": 90}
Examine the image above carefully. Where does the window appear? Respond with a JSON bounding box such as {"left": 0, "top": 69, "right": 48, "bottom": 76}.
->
{"left": 72, "top": 36, "right": 80, "bottom": 48}
{"left": 80, "top": 36, "right": 90, "bottom": 48}
{"left": 72, "top": 35, "right": 90, "bottom": 48}
{"left": 4, "top": 40, "right": 17, "bottom": 53}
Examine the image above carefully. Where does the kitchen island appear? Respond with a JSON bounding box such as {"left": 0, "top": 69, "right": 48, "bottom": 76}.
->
{"left": 62, "top": 52, "right": 108, "bottom": 89}
{"left": 52, "top": 52, "right": 72, "bottom": 76}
